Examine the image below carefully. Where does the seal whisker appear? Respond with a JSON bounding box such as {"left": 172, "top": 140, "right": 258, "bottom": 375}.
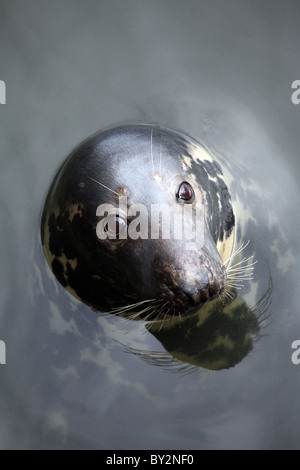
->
{"left": 160, "top": 307, "right": 172, "bottom": 327}
{"left": 88, "top": 176, "right": 120, "bottom": 196}
{"left": 227, "top": 274, "right": 254, "bottom": 281}
{"left": 227, "top": 268, "right": 255, "bottom": 274}
{"left": 143, "top": 309, "right": 160, "bottom": 322}
{"left": 224, "top": 290, "right": 235, "bottom": 300}
{"left": 226, "top": 258, "right": 257, "bottom": 272}
{"left": 219, "top": 286, "right": 235, "bottom": 302}
{"left": 99, "top": 300, "right": 160, "bottom": 325}
{"left": 108, "top": 298, "right": 158, "bottom": 314}
{"left": 226, "top": 283, "right": 244, "bottom": 289}
{"left": 150, "top": 127, "right": 154, "bottom": 177}
{"left": 126, "top": 307, "right": 154, "bottom": 321}
{"left": 224, "top": 240, "right": 257, "bottom": 292}
{"left": 227, "top": 270, "right": 255, "bottom": 278}
{"left": 226, "top": 274, "right": 253, "bottom": 288}
{"left": 228, "top": 257, "right": 257, "bottom": 267}
{"left": 226, "top": 272, "right": 255, "bottom": 280}
{"left": 138, "top": 303, "right": 165, "bottom": 320}
{"left": 227, "top": 264, "right": 257, "bottom": 274}
{"left": 106, "top": 299, "right": 164, "bottom": 322}
{"left": 105, "top": 306, "right": 157, "bottom": 328}
{"left": 146, "top": 301, "right": 172, "bottom": 324}
{"left": 223, "top": 240, "right": 251, "bottom": 266}
{"left": 151, "top": 302, "right": 171, "bottom": 327}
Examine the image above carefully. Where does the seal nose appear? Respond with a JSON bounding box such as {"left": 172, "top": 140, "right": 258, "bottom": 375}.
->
{"left": 181, "top": 278, "right": 210, "bottom": 304}
{"left": 156, "top": 251, "right": 226, "bottom": 312}
{"left": 180, "top": 269, "right": 223, "bottom": 304}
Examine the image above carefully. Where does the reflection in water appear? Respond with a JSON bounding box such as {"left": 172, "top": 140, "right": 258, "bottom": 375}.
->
{"left": 119, "top": 276, "right": 272, "bottom": 373}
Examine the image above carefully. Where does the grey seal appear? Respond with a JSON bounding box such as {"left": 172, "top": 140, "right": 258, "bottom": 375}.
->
{"left": 41, "top": 124, "right": 236, "bottom": 320}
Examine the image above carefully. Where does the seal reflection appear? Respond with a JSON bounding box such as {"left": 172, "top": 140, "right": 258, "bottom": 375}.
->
{"left": 119, "top": 277, "right": 272, "bottom": 373}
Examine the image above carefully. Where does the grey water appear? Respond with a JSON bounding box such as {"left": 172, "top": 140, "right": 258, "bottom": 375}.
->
{"left": 1, "top": 0, "right": 300, "bottom": 450}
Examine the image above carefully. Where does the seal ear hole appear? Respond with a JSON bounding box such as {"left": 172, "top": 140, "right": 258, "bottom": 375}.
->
{"left": 104, "top": 214, "right": 127, "bottom": 238}
{"left": 176, "top": 182, "right": 195, "bottom": 204}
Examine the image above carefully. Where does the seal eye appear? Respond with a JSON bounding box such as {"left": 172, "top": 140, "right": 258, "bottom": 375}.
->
{"left": 104, "top": 215, "right": 127, "bottom": 238}
{"left": 177, "top": 182, "right": 195, "bottom": 203}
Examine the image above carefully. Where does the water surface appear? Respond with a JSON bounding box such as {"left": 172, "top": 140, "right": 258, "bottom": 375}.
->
{"left": 0, "top": 0, "right": 300, "bottom": 450}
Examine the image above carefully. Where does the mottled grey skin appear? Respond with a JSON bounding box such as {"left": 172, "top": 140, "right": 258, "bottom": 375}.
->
{"left": 41, "top": 124, "right": 235, "bottom": 319}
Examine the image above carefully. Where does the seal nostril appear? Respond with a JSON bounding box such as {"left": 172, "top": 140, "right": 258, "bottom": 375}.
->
{"left": 179, "top": 269, "right": 225, "bottom": 306}
{"left": 161, "top": 262, "right": 226, "bottom": 309}
{"left": 180, "top": 281, "right": 210, "bottom": 305}
{"left": 191, "top": 292, "right": 202, "bottom": 304}
{"left": 180, "top": 285, "right": 201, "bottom": 304}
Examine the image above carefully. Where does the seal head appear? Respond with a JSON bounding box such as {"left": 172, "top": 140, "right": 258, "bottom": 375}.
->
{"left": 41, "top": 124, "right": 235, "bottom": 319}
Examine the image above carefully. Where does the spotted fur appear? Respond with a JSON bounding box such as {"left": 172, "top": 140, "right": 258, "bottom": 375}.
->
{"left": 41, "top": 124, "right": 235, "bottom": 319}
